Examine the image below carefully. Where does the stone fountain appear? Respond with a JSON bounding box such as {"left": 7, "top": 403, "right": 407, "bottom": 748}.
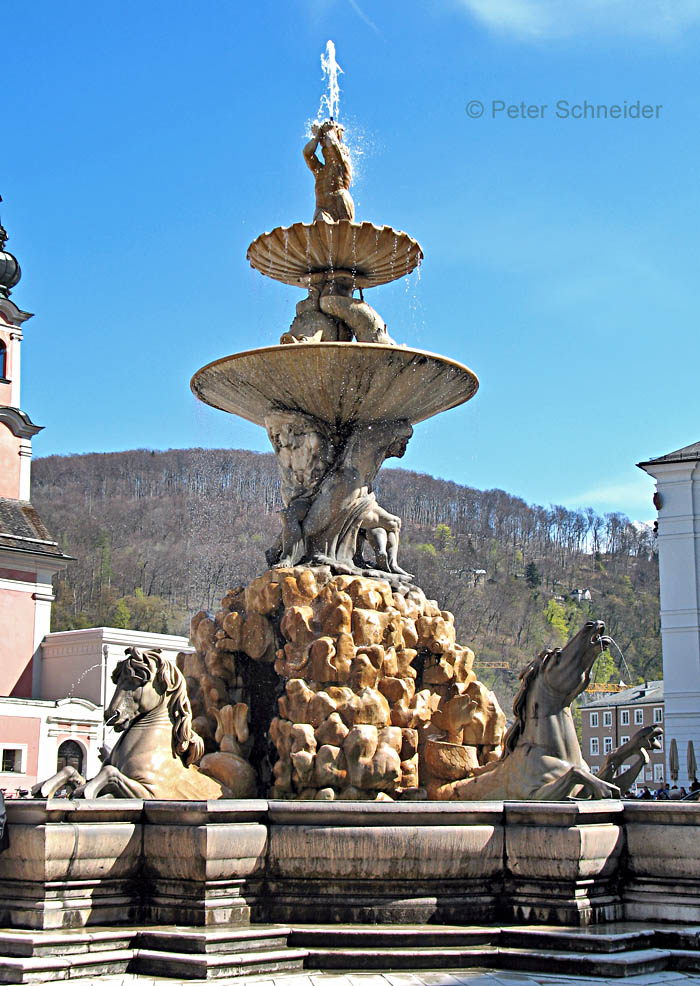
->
{"left": 0, "top": 67, "right": 699, "bottom": 984}
{"left": 184, "top": 113, "right": 510, "bottom": 804}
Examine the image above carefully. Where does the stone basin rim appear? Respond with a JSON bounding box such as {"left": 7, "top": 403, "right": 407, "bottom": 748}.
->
{"left": 191, "top": 342, "right": 479, "bottom": 428}
{"left": 246, "top": 220, "right": 424, "bottom": 289}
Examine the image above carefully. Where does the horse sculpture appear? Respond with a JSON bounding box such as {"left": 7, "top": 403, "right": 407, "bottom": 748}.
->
{"left": 434, "top": 620, "right": 623, "bottom": 801}
{"left": 34, "top": 648, "right": 252, "bottom": 800}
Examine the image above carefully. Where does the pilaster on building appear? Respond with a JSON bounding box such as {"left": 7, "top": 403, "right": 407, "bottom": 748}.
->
{"left": 639, "top": 441, "right": 700, "bottom": 785}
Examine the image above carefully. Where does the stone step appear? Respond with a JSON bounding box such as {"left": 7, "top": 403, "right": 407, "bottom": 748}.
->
{"left": 498, "top": 945, "right": 672, "bottom": 978}
{"left": 0, "top": 928, "right": 133, "bottom": 958}
{"left": 304, "top": 945, "right": 500, "bottom": 970}
{"left": 135, "top": 925, "right": 291, "bottom": 955}
{"left": 669, "top": 949, "right": 700, "bottom": 972}
{"left": 499, "top": 926, "right": 656, "bottom": 953}
{"left": 290, "top": 926, "right": 497, "bottom": 949}
{"left": 653, "top": 926, "right": 700, "bottom": 951}
{"left": 0, "top": 947, "right": 132, "bottom": 984}
{"left": 304, "top": 943, "right": 673, "bottom": 978}
{"left": 134, "top": 945, "right": 308, "bottom": 980}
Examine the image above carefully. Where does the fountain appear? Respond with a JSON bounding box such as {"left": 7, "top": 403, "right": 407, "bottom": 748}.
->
{"left": 0, "top": 46, "right": 698, "bottom": 984}
{"left": 186, "top": 81, "right": 506, "bottom": 804}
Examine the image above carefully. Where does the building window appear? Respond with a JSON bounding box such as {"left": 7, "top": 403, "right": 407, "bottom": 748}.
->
{"left": 590, "top": 737, "right": 599, "bottom": 756}
{"left": 57, "top": 740, "right": 84, "bottom": 775}
{"left": 644, "top": 766, "right": 652, "bottom": 781}
{"left": 603, "top": 736, "right": 613, "bottom": 754}
{"left": 590, "top": 712, "right": 599, "bottom": 727}
{"left": 654, "top": 764, "right": 664, "bottom": 783}
{"left": 621, "top": 710, "right": 630, "bottom": 726}
{"left": 603, "top": 711, "right": 612, "bottom": 727}
{"left": 654, "top": 707, "right": 663, "bottom": 724}
{"left": 657, "top": 734, "right": 664, "bottom": 752}
{"left": 0, "top": 339, "right": 6, "bottom": 380}
{"left": 621, "top": 736, "right": 630, "bottom": 745}
{"left": 634, "top": 709, "right": 644, "bottom": 725}
{"left": 0, "top": 748, "right": 24, "bottom": 773}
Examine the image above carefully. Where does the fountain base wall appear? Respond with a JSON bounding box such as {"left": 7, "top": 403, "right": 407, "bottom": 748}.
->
{"left": 1, "top": 799, "right": 698, "bottom": 931}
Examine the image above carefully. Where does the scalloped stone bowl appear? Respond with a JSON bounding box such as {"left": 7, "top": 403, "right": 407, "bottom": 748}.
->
{"left": 246, "top": 221, "right": 423, "bottom": 288}
{"left": 191, "top": 343, "right": 478, "bottom": 428}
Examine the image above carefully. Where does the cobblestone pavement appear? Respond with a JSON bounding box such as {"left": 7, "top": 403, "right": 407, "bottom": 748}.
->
{"left": 67, "top": 968, "right": 700, "bottom": 986}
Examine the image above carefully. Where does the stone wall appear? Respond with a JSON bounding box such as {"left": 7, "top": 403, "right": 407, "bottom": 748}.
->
{"left": 1, "top": 799, "right": 698, "bottom": 930}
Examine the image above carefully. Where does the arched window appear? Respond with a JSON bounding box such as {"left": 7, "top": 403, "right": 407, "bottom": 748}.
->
{"left": 56, "top": 740, "right": 84, "bottom": 775}
{"left": 0, "top": 340, "right": 6, "bottom": 380}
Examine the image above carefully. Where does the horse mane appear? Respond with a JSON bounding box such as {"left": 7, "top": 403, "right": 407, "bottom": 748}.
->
{"left": 501, "top": 647, "right": 559, "bottom": 758}
{"left": 116, "top": 648, "right": 204, "bottom": 766}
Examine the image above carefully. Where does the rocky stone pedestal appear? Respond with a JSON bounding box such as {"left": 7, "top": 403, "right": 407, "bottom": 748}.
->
{"left": 182, "top": 567, "right": 506, "bottom": 801}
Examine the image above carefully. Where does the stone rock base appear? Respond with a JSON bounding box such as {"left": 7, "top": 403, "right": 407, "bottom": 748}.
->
{"left": 182, "top": 567, "right": 505, "bottom": 800}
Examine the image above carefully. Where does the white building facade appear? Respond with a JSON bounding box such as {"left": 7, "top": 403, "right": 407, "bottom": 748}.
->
{"left": 40, "top": 627, "right": 193, "bottom": 709}
{"left": 639, "top": 441, "right": 700, "bottom": 784}
{"left": 0, "top": 695, "right": 102, "bottom": 795}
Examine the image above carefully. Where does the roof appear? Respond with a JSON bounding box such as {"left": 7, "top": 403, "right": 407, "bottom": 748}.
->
{"left": 638, "top": 440, "right": 700, "bottom": 468}
{"left": 583, "top": 680, "right": 663, "bottom": 708}
{"left": 0, "top": 497, "right": 71, "bottom": 560}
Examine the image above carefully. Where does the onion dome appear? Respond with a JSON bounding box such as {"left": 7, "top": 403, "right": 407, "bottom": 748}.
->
{"left": 0, "top": 198, "right": 22, "bottom": 299}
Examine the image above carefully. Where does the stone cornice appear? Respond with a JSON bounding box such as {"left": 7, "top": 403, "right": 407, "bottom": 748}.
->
{"left": 41, "top": 626, "right": 192, "bottom": 653}
{"left": 0, "top": 406, "right": 43, "bottom": 438}
{"left": 0, "top": 297, "right": 32, "bottom": 327}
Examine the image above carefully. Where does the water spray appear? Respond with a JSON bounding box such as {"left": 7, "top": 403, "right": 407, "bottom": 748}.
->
{"left": 319, "top": 40, "right": 343, "bottom": 122}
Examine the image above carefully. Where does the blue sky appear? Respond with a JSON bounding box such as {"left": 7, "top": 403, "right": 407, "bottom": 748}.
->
{"left": 3, "top": 1, "right": 700, "bottom": 522}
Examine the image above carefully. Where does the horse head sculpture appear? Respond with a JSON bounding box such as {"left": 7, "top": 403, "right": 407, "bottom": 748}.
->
{"left": 503, "top": 620, "right": 611, "bottom": 758}
{"left": 106, "top": 647, "right": 204, "bottom": 767}
{"left": 33, "top": 648, "right": 255, "bottom": 800}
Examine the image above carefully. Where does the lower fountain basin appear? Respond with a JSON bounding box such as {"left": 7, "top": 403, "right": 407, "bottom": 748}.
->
{"left": 191, "top": 343, "right": 478, "bottom": 427}
{"left": 5, "top": 800, "right": 699, "bottom": 930}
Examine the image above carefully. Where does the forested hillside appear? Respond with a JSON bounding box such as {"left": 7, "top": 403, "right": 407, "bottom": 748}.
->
{"left": 32, "top": 448, "right": 661, "bottom": 712}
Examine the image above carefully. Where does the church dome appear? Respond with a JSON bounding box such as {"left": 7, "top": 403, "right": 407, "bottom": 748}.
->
{"left": 0, "top": 200, "right": 22, "bottom": 298}
{"left": 0, "top": 236, "right": 21, "bottom": 298}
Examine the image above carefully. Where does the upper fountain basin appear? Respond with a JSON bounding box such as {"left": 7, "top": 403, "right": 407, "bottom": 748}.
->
{"left": 246, "top": 221, "right": 423, "bottom": 289}
{"left": 191, "top": 342, "right": 478, "bottom": 427}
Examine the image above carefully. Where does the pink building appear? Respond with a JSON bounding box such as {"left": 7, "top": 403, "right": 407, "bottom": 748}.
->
{"left": 0, "top": 200, "right": 70, "bottom": 701}
{"left": 0, "top": 199, "right": 98, "bottom": 795}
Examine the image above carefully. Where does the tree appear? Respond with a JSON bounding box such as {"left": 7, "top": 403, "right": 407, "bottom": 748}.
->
{"left": 525, "top": 561, "right": 541, "bottom": 587}
{"left": 109, "top": 598, "right": 131, "bottom": 629}
{"left": 434, "top": 523, "right": 454, "bottom": 552}
{"left": 544, "top": 598, "right": 569, "bottom": 644}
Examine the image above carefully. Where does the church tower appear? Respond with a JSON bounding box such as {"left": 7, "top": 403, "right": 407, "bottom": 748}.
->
{"left": 0, "top": 196, "right": 69, "bottom": 697}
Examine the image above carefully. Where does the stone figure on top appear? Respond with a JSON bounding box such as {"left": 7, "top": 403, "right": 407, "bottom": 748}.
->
{"left": 303, "top": 120, "right": 355, "bottom": 223}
